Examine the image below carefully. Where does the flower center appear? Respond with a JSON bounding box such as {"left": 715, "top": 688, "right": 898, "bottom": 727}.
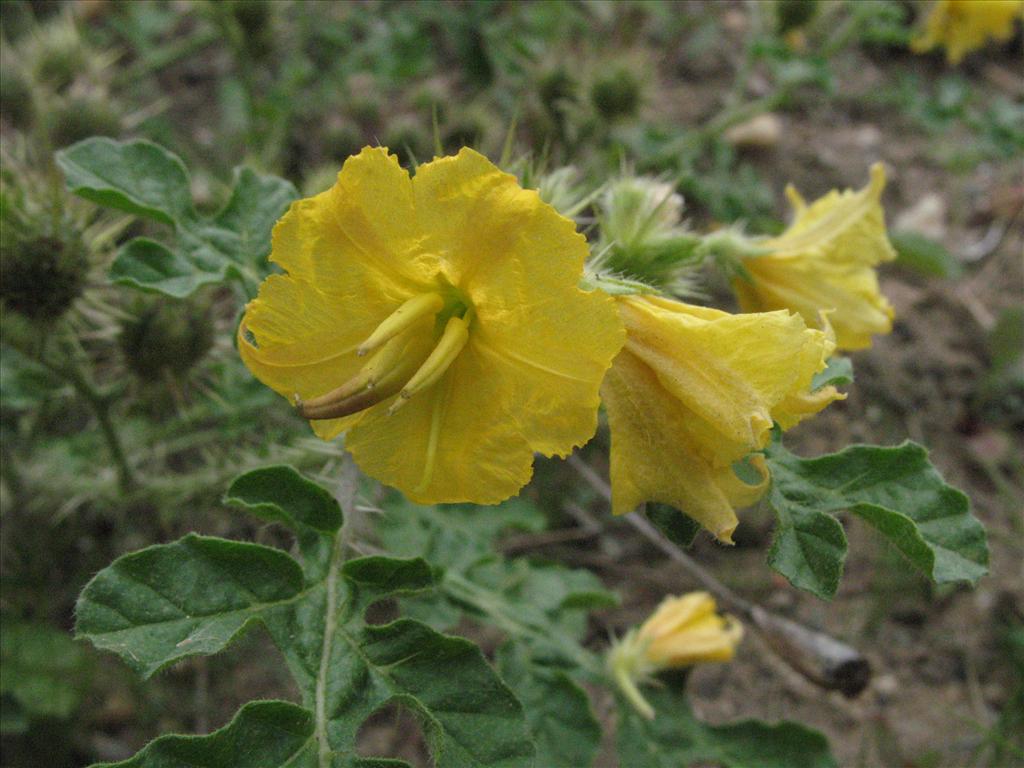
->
{"left": 296, "top": 289, "right": 472, "bottom": 421}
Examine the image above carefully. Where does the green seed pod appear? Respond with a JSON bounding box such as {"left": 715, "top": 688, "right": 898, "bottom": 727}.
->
{"left": 590, "top": 66, "right": 642, "bottom": 121}
{"left": 776, "top": 0, "right": 819, "bottom": 35}
{"left": 119, "top": 298, "right": 214, "bottom": 381}
{"left": 0, "top": 232, "right": 88, "bottom": 321}
{"left": 48, "top": 92, "right": 121, "bottom": 148}
{"left": 0, "top": 63, "right": 34, "bottom": 130}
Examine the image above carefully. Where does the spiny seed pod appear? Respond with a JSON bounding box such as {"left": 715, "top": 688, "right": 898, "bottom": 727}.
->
{"left": 590, "top": 66, "right": 642, "bottom": 121}
{"left": 538, "top": 66, "right": 577, "bottom": 117}
{"left": 48, "top": 92, "right": 121, "bottom": 148}
{"left": 0, "top": 63, "right": 34, "bottom": 129}
{"left": 776, "top": 0, "right": 819, "bottom": 35}
{"left": 0, "top": 232, "right": 88, "bottom": 321}
{"left": 119, "top": 299, "right": 214, "bottom": 381}
{"left": 30, "top": 19, "right": 87, "bottom": 93}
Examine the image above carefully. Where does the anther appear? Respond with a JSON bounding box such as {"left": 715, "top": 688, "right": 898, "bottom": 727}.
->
{"left": 357, "top": 293, "right": 444, "bottom": 357}
{"left": 388, "top": 315, "right": 470, "bottom": 415}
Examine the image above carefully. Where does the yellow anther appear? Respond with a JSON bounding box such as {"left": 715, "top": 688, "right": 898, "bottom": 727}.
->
{"left": 389, "top": 315, "right": 470, "bottom": 415}
{"left": 357, "top": 293, "right": 444, "bottom": 357}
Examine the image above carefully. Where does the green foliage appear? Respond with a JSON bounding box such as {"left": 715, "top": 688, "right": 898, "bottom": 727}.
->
{"left": 56, "top": 138, "right": 297, "bottom": 297}
{"left": 77, "top": 466, "right": 535, "bottom": 768}
{"left": 764, "top": 433, "right": 989, "bottom": 599}
{"left": 811, "top": 356, "right": 854, "bottom": 390}
{"left": 890, "top": 231, "right": 963, "bottom": 279}
{"left": 617, "top": 685, "right": 837, "bottom": 768}
{"left": 0, "top": 619, "right": 90, "bottom": 726}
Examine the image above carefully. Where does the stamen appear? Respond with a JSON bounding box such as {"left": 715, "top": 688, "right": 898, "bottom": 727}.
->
{"left": 388, "top": 315, "right": 470, "bottom": 415}
{"left": 297, "top": 333, "right": 410, "bottom": 414}
{"left": 357, "top": 293, "right": 444, "bottom": 357}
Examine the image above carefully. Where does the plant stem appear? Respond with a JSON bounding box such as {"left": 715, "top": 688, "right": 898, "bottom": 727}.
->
{"left": 315, "top": 455, "right": 358, "bottom": 768}
{"left": 567, "top": 454, "right": 870, "bottom": 697}
{"left": 59, "top": 356, "right": 138, "bottom": 493}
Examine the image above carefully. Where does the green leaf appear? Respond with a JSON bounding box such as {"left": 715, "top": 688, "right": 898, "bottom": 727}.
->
{"left": 109, "top": 237, "right": 223, "bottom": 298}
{"left": 213, "top": 167, "right": 299, "bottom": 263}
{"left": 497, "top": 643, "right": 601, "bottom": 768}
{"left": 75, "top": 534, "right": 306, "bottom": 678}
{"left": 225, "top": 465, "right": 343, "bottom": 579}
{"left": 378, "top": 498, "right": 615, "bottom": 668}
{"left": 0, "top": 619, "right": 89, "bottom": 720}
{"left": 56, "top": 137, "right": 194, "bottom": 225}
{"left": 891, "top": 231, "right": 964, "bottom": 279}
{"left": 77, "top": 487, "right": 533, "bottom": 767}
{"left": 811, "top": 356, "right": 853, "bottom": 390}
{"left": 764, "top": 436, "right": 988, "bottom": 599}
{"left": 646, "top": 503, "right": 701, "bottom": 549}
{"left": 91, "top": 700, "right": 317, "bottom": 768}
{"left": 618, "top": 686, "right": 836, "bottom": 768}
{"left": 56, "top": 138, "right": 297, "bottom": 297}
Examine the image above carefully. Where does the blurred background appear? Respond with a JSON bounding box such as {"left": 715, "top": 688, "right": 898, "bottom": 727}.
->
{"left": 0, "top": 1, "right": 1021, "bottom": 766}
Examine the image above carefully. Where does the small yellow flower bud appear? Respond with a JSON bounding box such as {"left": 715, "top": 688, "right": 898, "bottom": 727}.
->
{"left": 608, "top": 592, "right": 743, "bottom": 719}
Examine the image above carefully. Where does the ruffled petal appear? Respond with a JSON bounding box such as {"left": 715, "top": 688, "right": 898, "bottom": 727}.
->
{"left": 602, "top": 349, "right": 769, "bottom": 542}
{"left": 346, "top": 342, "right": 534, "bottom": 505}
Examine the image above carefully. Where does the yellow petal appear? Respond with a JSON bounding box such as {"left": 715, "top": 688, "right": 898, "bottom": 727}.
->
{"left": 737, "top": 164, "right": 896, "bottom": 350}
{"left": 617, "top": 296, "right": 829, "bottom": 464}
{"left": 637, "top": 592, "right": 744, "bottom": 668}
{"left": 345, "top": 342, "right": 534, "bottom": 505}
{"left": 414, "top": 147, "right": 625, "bottom": 457}
{"left": 601, "top": 349, "right": 768, "bottom": 542}
{"left": 911, "top": 0, "right": 1023, "bottom": 64}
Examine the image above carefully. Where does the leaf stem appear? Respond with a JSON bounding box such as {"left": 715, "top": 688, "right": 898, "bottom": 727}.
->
{"left": 315, "top": 455, "right": 359, "bottom": 767}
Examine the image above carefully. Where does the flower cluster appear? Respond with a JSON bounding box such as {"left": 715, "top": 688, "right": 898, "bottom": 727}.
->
{"left": 911, "top": 0, "right": 1023, "bottom": 64}
{"left": 239, "top": 146, "right": 893, "bottom": 541}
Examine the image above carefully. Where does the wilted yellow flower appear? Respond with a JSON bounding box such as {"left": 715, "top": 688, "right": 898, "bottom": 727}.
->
{"left": 239, "top": 146, "right": 623, "bottom": 504}
{"left": 608, "top": 591, "right": 743, "bottom": 719}
{"left": 733, "top": 163, "right": 897, "bottom": 351}
{"left": 911, "top": 0, "right": 1023, "bottom": 64}
{"left": 601, "top": 294, "right": 841, "bottom": 542}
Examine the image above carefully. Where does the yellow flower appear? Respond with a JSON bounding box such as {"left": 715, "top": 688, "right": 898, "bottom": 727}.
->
{"left": 601, "top": 294, "right": 841, "bottom": 542}
{"left": 911, "top": 0, "right": 1023, "bottom": 64}
{"left": 239, "top": 147, "right": 623, "bottom": 504}
{"left": 608, "top": 591, "right": 743, "bottom": 719}
{"left": 733, "top": 163, "right": 897, "bottom": 351}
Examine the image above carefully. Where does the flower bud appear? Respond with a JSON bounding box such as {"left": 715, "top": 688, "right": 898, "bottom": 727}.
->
{"left": 119, "top": 298, "right": 213, "bottom": 381}
{"left": 608, "top": 592, "right": 743, "bottom": 718}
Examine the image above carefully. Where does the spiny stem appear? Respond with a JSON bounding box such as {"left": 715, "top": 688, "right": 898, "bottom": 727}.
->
{"left": 315, "top": 455, "right": 359, "bottom": 768}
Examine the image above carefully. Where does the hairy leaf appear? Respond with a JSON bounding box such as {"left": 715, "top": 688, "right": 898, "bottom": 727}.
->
{"left": 497, "top": 643, "right": 601, "bottom": 768}
{"left": 92, "top": 700, "right": 317, "bottom": 768}
{"left": 811, "top": 356, "right": 853, "bottom": 390}
{"left": 765, "top": 436, "right": 988, "bottom": 599}
{"left": 56, "top": 138, "right": 297, "bottom": 297}
{"left": 618, "top": 686, "right": 836, "bottom": 768}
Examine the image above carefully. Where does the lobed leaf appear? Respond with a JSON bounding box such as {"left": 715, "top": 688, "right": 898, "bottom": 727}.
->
{"left": 497, "top": 643, "right": 601, "bottom": 768}
{"left": 764, "top": 436, "right": 988, "bottom": 599}
{"left": 91, "top": 700, "right": 317, "bottom": 768}
{"left": 57, "top": 138, "right": 297, "bottom": 297}
{"left": 75, "top": 534, "right": 306, "bottom": 678}
{"left": 617, "top": 686, "right": 836, "bottom": 768}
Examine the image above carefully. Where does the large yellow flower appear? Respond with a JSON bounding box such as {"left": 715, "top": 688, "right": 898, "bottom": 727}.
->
{"left": 239, "top": 147, "right": 623, "bottom": 504}
{"left": 911, "top": 0, "right": 1023, "bottom": 64}
{"left": 601, "top": 294, "right": 840, "bottom": 542}
{"left": 733, "top": 163, "right": 897, "bottom": 351}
